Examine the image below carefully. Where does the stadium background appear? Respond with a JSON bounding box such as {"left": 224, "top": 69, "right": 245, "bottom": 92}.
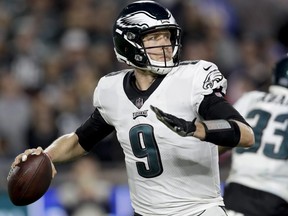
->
{"left": 0, "top": 0, "right": 287, "bottom": 215}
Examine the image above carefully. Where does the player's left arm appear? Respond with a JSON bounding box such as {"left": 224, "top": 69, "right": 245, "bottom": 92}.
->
{"left": 151, "top": 93, "right": 254, "bottom": 148}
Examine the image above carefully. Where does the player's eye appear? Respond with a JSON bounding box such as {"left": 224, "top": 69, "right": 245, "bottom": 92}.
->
{"left": 144, "top": 35, "right": 157, "bottom": 41}
{"left": 142, "top": 31, "right": 171, "bottom": 43}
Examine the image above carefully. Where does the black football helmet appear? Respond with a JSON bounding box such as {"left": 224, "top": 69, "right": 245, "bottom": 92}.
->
{"left": 273, "top": 55, "right": 288, "bottom": 89}
{"left": 113, "top": 0, "right": 182, "bottom": 75}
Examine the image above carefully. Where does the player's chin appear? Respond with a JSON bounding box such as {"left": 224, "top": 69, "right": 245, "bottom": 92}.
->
{"left": 161, "top": 57, "right": 172, "bottom": 61}
{"left": 153, "top": 56, "right": 172, "bottom": 63}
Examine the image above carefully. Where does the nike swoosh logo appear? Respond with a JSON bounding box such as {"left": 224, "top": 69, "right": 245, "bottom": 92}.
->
{"left": 203, "top": 65, "right": 212, "bottom": 71}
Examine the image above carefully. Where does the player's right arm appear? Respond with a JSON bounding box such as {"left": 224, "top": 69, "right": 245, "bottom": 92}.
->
{"left": 44, "top": 133, "right": 85, "bottom": 163}
{"left": 11, "top": 133, "right": 84, "bottom": 178}
{"left": 12, "top": 108, "right": 114, "bottom": 177}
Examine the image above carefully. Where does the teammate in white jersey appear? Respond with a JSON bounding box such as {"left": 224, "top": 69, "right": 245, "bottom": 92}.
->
{"left": 224, "top": 55, "right": 288, "bottom": 216}
{"left": 11, "top": 1, "right": 254, "bottom": 216}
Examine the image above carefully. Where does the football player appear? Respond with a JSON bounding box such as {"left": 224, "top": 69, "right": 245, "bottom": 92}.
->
{"left": 223, "top": 55, "right": 288, "bottom": 215}
{"left": 12, "top": 1, "right": 254, "bottom": 215}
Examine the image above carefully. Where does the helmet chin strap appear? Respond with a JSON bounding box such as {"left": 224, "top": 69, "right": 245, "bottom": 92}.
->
{"left": 149, "top": 58, "right": 174, "bottom": 67}
{"left": 149, "top": 59, "right": 174, "bottom": 75}
{"left": 146, "top": 51, "right": 174, "bottom": 75}
{"left": 147, "top": 64, "right": 173, "bottom": 75}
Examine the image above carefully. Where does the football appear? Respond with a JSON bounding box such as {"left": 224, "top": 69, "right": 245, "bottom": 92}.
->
{"left": 7, "top": 152, "right": 52, "bottom": 206}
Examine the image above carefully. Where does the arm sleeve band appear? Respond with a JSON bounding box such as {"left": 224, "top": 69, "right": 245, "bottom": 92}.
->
{"left": 201, "top": 119, "right": 240, "bottom": 147}
{"left": 199, "top": 93, "right": 250, "bottom": 127}
{"left": 75, "top": 108, "right": 114, "bottom": 152}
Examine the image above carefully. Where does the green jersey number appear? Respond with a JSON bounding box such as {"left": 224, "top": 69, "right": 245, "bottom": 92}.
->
{"left": 236, "top": 109, "right": 288, "bottom": 159}
{"left": 129, "top": 124, "right": 163, "bottom": 178}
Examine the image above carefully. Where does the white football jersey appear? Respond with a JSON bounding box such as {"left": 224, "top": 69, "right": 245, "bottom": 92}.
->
{"left": 226, "top": 90, "right": 288, "bottom": 202}
{"left": 93, "top": 60, "right": 226, "bottom": 215}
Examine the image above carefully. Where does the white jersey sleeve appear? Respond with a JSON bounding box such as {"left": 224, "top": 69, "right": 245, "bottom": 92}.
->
{"left": 187, "top": 60, "right": 227, "bottom": 115}
{"left": 226, "top": 90, "right": 288, "bottom": 202}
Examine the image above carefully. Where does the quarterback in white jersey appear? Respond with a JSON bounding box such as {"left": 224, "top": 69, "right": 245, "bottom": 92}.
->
{"left": 11, "top": 1, "right": 254, "bottom": 216}
{"left": 93, "top": 60, "right": 227, "bottom": 215}
{"left": 224, "top": 55, "right": 288, "bottom": 216}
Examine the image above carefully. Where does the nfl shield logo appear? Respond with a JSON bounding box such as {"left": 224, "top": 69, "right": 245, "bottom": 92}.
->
{"left": 135, "top": 98, "right": 144, "bottom": 109}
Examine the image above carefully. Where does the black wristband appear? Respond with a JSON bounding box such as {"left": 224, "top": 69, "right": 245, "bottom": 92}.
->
{"left": 201, "top": 120, "right": 240, "bottom": 147}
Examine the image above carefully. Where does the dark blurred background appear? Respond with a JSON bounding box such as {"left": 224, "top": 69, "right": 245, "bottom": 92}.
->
{"left": 0, "top": 0, "right": 287, "bottom": 215}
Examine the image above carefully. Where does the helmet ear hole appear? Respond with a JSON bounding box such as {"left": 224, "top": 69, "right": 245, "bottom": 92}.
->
{"left": 135, "top": 55, "right": 143, "bottom": 62}
{"left": 112, "top": 0, "right": 182, "bottom": 75}
{"left": 127, "top": 32, "right": 136, "bottom": 40}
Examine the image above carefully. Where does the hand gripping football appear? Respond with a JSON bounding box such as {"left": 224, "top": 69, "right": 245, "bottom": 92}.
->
{"left": 7, "top": 152, "right": 53, "bottom": 206}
